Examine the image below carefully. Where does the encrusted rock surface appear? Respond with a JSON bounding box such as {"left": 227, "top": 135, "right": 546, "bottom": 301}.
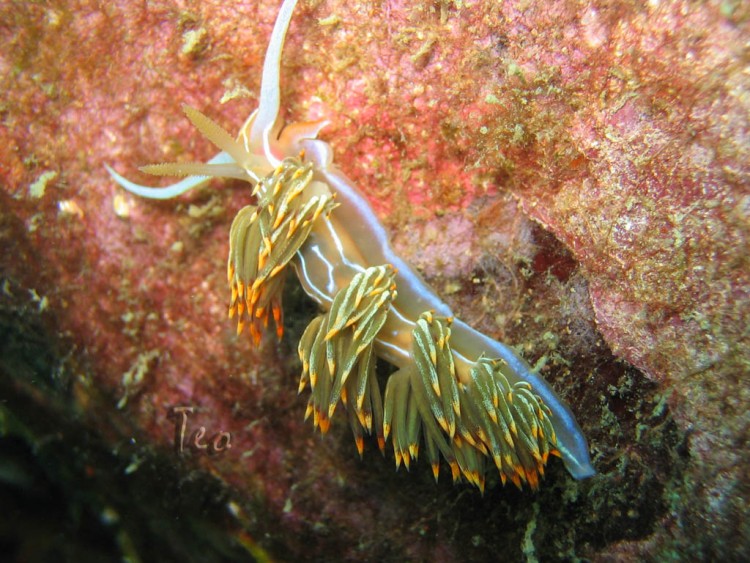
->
{"left": 1, "top": 0, "right": 747, "bottom": 559}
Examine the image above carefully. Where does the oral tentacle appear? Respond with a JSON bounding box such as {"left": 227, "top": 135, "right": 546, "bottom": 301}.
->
{"left": 249, "top": 0, "right": 300, "bottom": 166}
{"left": 105, "top": 151, "right": 232, "bottom": 200}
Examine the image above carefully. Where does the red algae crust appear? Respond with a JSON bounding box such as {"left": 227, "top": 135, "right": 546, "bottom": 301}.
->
{"left": 1, "top": 0, "right": 748, "bottom": 560}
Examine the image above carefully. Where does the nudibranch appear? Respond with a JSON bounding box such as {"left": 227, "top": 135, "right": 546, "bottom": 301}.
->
{"left": 107, "top": 0, "right": 595, "bottom": 491}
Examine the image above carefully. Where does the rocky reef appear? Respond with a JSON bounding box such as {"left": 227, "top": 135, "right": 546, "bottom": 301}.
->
{"left": 1, "top": 0, "right": 748, "bottom": 560}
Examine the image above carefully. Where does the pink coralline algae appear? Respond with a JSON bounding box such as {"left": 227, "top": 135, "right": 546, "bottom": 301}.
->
{"left": 0, "top": 0, "right": 748, "bottom": 560}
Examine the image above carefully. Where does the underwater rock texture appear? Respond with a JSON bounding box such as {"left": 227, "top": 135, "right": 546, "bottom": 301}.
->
{"left": 1, "top": 0, "right": 748, "bottom": 560}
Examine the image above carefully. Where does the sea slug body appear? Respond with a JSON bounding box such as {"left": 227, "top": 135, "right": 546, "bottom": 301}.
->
{"left": 107, "top": 0, "right": 595, "bottom": 491}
